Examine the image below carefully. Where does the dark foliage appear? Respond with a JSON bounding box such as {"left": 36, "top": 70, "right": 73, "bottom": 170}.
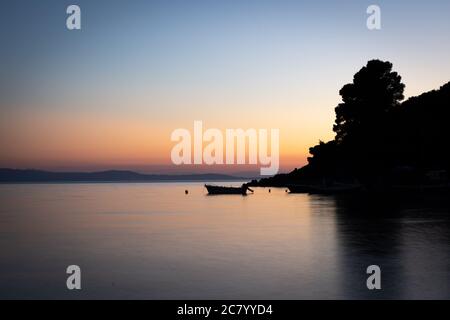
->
{"left": 255, "top": 60, "right": 450, "bottom": 188}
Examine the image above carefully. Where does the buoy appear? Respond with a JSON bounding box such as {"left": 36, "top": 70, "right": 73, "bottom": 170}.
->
{"left": 269, "top": 189, "right": 271, "bottom": 193}
{"left": 185, "top": 190, "right": 188, "bottom": 194}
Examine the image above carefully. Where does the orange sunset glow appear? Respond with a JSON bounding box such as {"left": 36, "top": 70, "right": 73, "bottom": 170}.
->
{"left": 1, "top": 1, "right": 450, "bottom": 175}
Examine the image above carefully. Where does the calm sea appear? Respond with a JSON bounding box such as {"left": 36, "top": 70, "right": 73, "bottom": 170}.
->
{"left": 0, "top": 182, "right": 449, "bottom": 299}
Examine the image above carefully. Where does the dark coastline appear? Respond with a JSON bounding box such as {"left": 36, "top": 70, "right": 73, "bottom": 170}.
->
{"left": 249, "top": 62, "right": 450, "bottom": 195}
{"left": 0, "top": 168, "right": 246, "bottom": 183}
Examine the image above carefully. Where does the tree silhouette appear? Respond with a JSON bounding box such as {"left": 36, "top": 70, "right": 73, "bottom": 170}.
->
{"left": 254, "top": 60, "right": 450, "bottom": 189}
{"left": 304, "top": 60, "right": 406, "bottom": 183}
{"left": 333, "top": 60, "right": 405, "bottom": 146}
{"left": 393, "top": 82, "right": 450, "bottom": 171}
{"left": 307, "top": 141, "right": 338, "bottom": 179}
{"left": 329, "top": 60, "right": 404, "bottom": 183}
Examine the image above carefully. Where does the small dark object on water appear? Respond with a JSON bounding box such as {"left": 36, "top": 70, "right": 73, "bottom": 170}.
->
{"left": 287, "top": 183, "right": 362, "bottom": 194}
{"left": 185, "top": 190, "right": 188, "bottom": 194}
{"left": 205, "top": 184, "right": 254, "bottom": 195}
{"left": 269, "top": 189, "right": 271, "bottom": 193}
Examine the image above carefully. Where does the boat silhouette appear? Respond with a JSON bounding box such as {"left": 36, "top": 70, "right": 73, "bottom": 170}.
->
{"left": 288, "top": 183, "right": 362, "bottom": 194}
{"left": 205, "top": 184, "right": 254, "bottom": 195}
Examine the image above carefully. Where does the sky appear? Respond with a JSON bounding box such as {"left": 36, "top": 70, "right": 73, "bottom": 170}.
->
{"left": 1, "top": 0, "right": 450, "bottom": 174}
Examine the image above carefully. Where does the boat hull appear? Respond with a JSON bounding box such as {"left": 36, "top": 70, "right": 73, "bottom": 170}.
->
{"left": 205, "top": 185, "right": 247, "bottom": 195}
{"left": 288, "top": 184, "right": 362, "bottom": 194}
{"left": 286, "top": 185, "right": 312, "bottom": 194}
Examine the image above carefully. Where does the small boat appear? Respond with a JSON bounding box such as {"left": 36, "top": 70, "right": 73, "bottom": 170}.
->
{"left": 308, "top": 184, "right": 362, "bottom": 195}
{"left": 205, "top": 184, "right": 254, "bottom": 195}
{"left": 288, "top": 183, "right": 362, "bottom": 195}
{"left": 287, "top": 185, "right": 313, "bottom": 194}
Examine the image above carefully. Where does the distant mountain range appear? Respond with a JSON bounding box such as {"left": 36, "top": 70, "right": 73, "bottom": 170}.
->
{"left": 0, "top": 169, "right": 246, "bottom": 183}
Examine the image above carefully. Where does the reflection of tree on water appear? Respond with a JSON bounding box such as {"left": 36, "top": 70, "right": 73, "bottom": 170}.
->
{"left": 330, "top": 194, "right": 450, "bottom": 299}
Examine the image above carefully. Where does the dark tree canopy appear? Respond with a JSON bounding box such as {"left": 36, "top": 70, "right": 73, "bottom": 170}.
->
{"left": 303, "top": 60, "right": 406, "bottom": 182}
{"left": 333, "top": 60, "right": 405, "bottom": 145}
{"left": 255, "top": 60, "right": 450, "bottom": 189}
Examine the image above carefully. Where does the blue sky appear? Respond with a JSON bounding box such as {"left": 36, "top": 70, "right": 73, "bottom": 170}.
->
{"left": 1, "top": 0, "right": 449, "bottom": 172}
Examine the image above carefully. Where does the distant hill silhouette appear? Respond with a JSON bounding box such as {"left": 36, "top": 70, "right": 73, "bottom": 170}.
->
{"left": 0, "top": 169, "right": 244, "bottom": 183}
{"left": 252, "top": 60, "right": 450, "bottom": 190}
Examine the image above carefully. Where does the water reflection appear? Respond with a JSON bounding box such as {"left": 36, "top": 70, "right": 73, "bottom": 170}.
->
{"left": 0, "top": 184, "right": 449, "bottom": 299}
{"left": 328, "top": 194, "right": 450, "bottom": 299}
